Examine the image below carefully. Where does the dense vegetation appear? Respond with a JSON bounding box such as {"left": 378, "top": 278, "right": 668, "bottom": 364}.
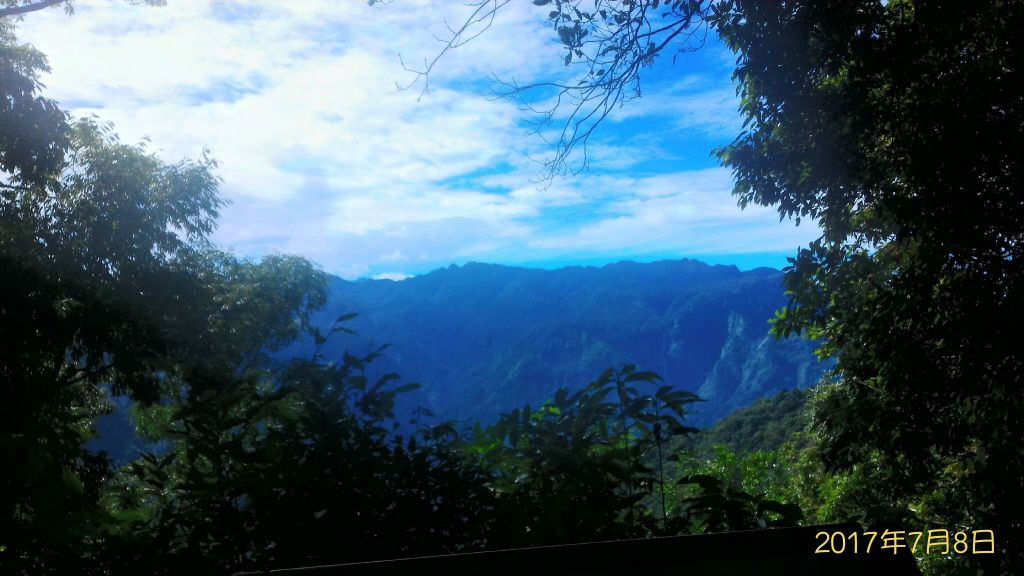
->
{"left": 91, "top": 260, "right": 825, "bottom": 461}
{"left": 0, "top": 20, "right": 814, "bottom": 574}
{"left": 4, "top": 0, "right": 1022, "bottom": 575}
{"left": 436, "top": 1, "right": 1019, "bottom": 573}
{"left": 716, "top": 3, "right": 1024, "bottom": 573}
{"left": 685, "top": 388, "right": 809, "bottom": 456}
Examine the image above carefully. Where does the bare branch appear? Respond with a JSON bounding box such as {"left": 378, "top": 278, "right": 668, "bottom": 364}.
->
{"left": 1, "top": 0, "right": 165, "bottom": 18}
{"left": 394, "top": 0, "right": 719, "bottom": 180}
{"left": 394, "top": 0, "right": 512, "bottom": 102}
{"left": 0, "top": 0, "right": 66, "bottom": 18}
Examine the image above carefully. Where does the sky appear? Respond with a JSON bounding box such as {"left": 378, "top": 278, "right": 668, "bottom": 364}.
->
{"left": 14, "top": 0, "right": 820, "bottom": 280}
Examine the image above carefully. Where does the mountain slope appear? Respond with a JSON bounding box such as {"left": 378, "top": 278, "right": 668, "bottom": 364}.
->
{"left": 295, "top": 259, "right": 826, "bottom": 426}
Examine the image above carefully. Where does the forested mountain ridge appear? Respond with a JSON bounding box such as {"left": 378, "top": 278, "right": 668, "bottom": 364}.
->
{"left": 291, "top": 259, "right": 826, "bottom": 426}
{"left": 686, "top": 388, "right": 811, "bottom": 456}
{"left": 7, "top": 0, "right": 1015, "bottom": 572}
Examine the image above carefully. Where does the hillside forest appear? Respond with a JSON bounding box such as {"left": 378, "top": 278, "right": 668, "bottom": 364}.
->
{"left": 2, "top": 1, "right": 1022, "bottom": 576}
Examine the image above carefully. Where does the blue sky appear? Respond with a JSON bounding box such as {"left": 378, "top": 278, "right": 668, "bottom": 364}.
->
{"left": 17, "top": 1, "right": 819, "bottom": 280}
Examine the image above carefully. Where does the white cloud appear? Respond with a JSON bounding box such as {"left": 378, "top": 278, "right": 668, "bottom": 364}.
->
{"left": 379, "top": 249, "right": 405, "bottom": 262}
{"left": 328, "top": 186, "right": 538, "bottom": 235}
{"left": 13, "top": 1, "right": 814, "bottom": 279}
{"left": 525, "top": 168, "right": 817, "bottom": 256}
{"left": 371, "top": 272, "right": 412, "bottom": 281}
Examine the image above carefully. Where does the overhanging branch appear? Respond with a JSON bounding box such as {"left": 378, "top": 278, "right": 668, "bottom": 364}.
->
{"left": 0, "top": 0, "right": 66, "bottom": 18}
{"left": 390, "top": 0, "right": 717, "bottom": 180}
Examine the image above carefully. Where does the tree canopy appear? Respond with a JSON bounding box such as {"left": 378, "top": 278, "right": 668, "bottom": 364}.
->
{"left": 411, "top": 1, "right": 1023, "bottom": 573}
{"left": 717, "top": 4, "right": 1022, "bottom": 574}
{"left": 5, "top": 1, "right": 1020, "bottom": 574}
{"left": 2, "top": 12, "right": 802, "bottom": 574}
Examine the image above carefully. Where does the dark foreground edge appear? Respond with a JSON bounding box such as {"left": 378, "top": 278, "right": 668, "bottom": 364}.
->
{"left": 234, "top": 523, "right": 922, "bottom": 576}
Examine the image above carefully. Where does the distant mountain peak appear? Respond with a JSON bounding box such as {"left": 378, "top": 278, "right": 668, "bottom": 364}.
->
{"left": 356, "top": 257, "right": 769, "bottom": 285}
{"left": 308, "top": 258, "right": 818, "bottom": 427}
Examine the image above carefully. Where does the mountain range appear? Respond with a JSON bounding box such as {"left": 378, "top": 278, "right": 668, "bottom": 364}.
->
{"left": 292, "top": 259, "right": 826, "bottom": 428}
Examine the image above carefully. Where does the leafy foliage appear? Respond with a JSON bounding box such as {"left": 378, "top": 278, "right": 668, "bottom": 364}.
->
{"left": 2, "top": 26, "right": 811, "bottom": 574}
{"left": 2, "top": 22, "right": 323, "bottom": 572}
{"left": 465, "top": 365, "right": 700, "bottom": 543}
{"left": 422, "top": 1, "right": 1023, "bottom": 573}
{"left": 1, "top": 28, "right": 233, "bottom": 568}
{"left": 0, "top": 21, "right": 67, "bottom": 184}
{"left": 711, "top": 2, "right": 1024, "bottom": 574}
{"left": 677, "top": 471, "right": 803, "bottom": 533}
{"left": 673, "top": 393, "right": 858, "bottom": 528}
{"left": 18, "top": 1, "right": 1016, "bottom": 573}
{"left": 103, "top": 333, "right": 497, "bottom": 574}
{"left": 687, "top": 388, "right": 810, "bottom": 456}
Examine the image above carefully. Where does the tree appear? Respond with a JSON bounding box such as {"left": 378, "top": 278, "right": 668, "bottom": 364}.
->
{"left": 113, "top": 328, "right": 497, "bottom": 575}
{"left": 0, "top": 0, "right": 164, "bottom": 19}
{"left": 0, "top": 114, "right": 224, "bottom": 575}
{"left": 465, "top": 365, "right": 702, "bottom": 544}
{"left": 0, "top": 1, "right": 67, "bottom": 18}
{"left": 0, "top": 23, "right": 327, "bottom": 574}
{"left": 0, "top": 20, "right": 67, "bottom": 184}
{"left": 716, "top": 4, "right": 1023, "bottom": 574}
{"left": 4, "top": 8, "right": 816, "bottom": 575}
{"left": 414, "top": 1, "right": 1024, "bottom": 573}
{"left": 1, "top": 39, "right": 496, "bottom": 567}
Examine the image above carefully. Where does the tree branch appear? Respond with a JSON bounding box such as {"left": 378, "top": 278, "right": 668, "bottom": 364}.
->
{"left": 394, "top": 0, "right": 511, "bottom": 101}
{"left": 0, "top": 0, "right": 66, "bottom": 18}
{"left": 397, "top": 0, "right": 717, "bottom": 180}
